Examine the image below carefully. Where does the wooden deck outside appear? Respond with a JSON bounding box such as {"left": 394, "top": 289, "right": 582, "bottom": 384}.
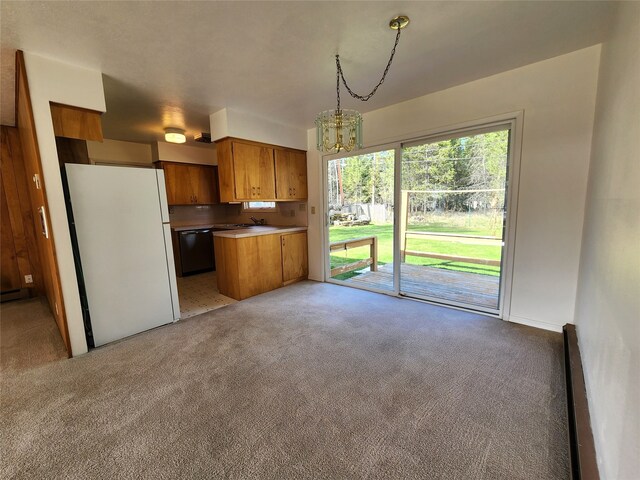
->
{"left": 339, "top": 263, "right": 500, "bottom": 310}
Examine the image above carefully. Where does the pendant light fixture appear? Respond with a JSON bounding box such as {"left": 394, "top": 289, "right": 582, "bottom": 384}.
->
{"left": 315, "top": 15, "right": 409, "bottom": 154}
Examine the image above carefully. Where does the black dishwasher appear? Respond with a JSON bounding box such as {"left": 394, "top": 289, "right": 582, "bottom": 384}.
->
{"left": 178, "top": 229, "right": 215, "bottom": 275}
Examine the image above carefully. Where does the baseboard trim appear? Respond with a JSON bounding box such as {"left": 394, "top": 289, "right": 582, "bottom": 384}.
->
{"left": 563, "top": 324, "right": 599, "bottom": 480}
{"left": 508, "top": 315, "right": 563, "bottom": 332}
{"left": 0, "top": 288, "right": 30, "bottom": 302}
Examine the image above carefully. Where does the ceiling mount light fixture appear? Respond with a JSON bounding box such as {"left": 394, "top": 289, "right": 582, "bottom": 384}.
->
{"left": 316, "top": 15, "right": 409, "bottom": 154}
{"left": 165, "top": 127, "right": 186, "bottom": 144}
{"left": 389, "top": 15, "right": 410, "bottom": 30}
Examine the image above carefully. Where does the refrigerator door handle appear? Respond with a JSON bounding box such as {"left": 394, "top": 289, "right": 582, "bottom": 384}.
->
{"left": 156, "top": 170, "right": 170, "bottom": 223}
{"left": 163, "top": 224, "right": 181, "bottom": 321}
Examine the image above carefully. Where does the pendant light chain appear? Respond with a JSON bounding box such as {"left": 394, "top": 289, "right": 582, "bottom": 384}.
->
{"left": 317, "top": 16, "right": 408, "bottom": 153}
{"left": 336, "top": 56, "right": 341, "bottom": 111}
{"left": 336, "top": 25, "right": 402, "bottom": 103}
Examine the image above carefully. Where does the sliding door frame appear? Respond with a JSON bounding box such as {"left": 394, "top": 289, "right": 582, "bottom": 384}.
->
{"left": 321, "top": 111, "right": 523, "bottom": 320}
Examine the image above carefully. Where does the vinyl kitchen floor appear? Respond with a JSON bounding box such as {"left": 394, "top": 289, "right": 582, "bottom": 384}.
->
{"left": 176, "top": 271, "right": 237, "bottom": 319}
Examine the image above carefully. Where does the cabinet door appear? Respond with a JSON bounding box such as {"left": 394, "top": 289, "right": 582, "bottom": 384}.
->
{"left": 191, "top": 165, "right": 218, "bottom": 204}
{"left": 237, "top": 234, "right": 283, "bottom": 298}
{"left": 210, "top": 166, "right": 220, "bottom": 203}
{"left": 50, "top": 103, "right": 103, "bottom": 141}
{"left": 232, "top": 142, "right": 276, "bottom": 200}
{"left": 215, "top": 139, "right": 235, "bottom": 202}
{"left": 161, "top": 163, "right": 194, "bottom": 205}
{"left": 281, "top": 232, "right": 308, "bottom": 284}
{"left": 275, "top": 150, "right": 307, "bottom": 200}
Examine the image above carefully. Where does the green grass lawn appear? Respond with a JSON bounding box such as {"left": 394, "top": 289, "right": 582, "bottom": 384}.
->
{"left": 329, "top": 221, "right": 503, "bottom": 280}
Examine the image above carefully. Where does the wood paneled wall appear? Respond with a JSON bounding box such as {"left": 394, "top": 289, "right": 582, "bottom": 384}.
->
{"left": 1, "top": 126, "right": 43, "bottom": 295}
{"left": 1, "top": 173, "right": 21, "bottom": 291}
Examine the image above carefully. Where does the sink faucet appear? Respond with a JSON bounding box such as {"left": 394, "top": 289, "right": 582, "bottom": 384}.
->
{"left": 250, "top": 216, "right": 265, "bottom": 225}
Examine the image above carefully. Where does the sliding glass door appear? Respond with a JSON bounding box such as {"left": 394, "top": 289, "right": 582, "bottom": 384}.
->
{"left": 399, "top": 125, "right": 511, "bottom": 313}
{"left": 324, "top": 120, "right": 517, "bottom": 316}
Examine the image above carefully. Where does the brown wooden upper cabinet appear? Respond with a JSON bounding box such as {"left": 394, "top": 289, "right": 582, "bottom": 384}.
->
{"left": 216, "top": 137, "right": 307, "bottom": 202}
{"left": 232, "top": 142, "right": 276, "bottom": 200}
{"left": 156, "top": 162, "right": 219, "bottom": 205}
{"left": 275, "top": 149, "right": 307, "bottom": 200}
{"left": 50, "top": 103, "right": 103, "bottom": 141}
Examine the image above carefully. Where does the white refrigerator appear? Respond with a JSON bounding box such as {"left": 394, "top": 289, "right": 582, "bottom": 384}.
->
{"left": 64, "top": 164, "right": 180, "bottom": 347}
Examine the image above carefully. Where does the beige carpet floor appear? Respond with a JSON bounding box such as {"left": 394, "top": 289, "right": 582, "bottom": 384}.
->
{"left": 0, "top": 281, "right": 568, "bottom": 479}
{"left": 0, "top": 297, "right": 68, "bottom": 373}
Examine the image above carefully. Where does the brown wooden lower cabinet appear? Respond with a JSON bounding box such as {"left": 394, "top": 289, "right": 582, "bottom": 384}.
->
{"left": 214, "top": 231, "right": 308, "bottom": 300}
{"left": 282, "top": 232, "right": 308, "bottom": 285}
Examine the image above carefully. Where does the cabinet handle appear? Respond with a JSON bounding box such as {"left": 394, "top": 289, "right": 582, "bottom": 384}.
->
{"left": 195, "top": 195, "right": 198, "bottom": 203}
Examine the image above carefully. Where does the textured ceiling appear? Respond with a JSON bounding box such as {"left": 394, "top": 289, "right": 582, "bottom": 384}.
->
{"left": 1, "top": 1, "right": 615, "bottom": 145}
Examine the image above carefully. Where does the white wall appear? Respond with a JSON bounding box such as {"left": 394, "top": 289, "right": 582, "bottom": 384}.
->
{"left": 23, "top": 52, "right": 106, "bottom": 356}
{"left": 307, "top": 46, "right": 602, "bottom": 331}
{"left": 210, "top": 108, "right": 307, "bottom": 150}
{"left": 86, "top": 139, "right": 152, "bottom": 166}
{"left": 88, "top": 139, "right": 217, "bottom": 167}
{"left": 575, "top": 3, "right": 640, "bottom": 478}
{"left": 152, "top": 141, "right": 216, "bottom": 165}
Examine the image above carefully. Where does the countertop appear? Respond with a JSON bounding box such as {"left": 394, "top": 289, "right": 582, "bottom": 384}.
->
{"left": 171, "top": 224, "right": 241, "bottom": 232}
{"left": 212, "top": 226, "right": 307, "bottom": 239}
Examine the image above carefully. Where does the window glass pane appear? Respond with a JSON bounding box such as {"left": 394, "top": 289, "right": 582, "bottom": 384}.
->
{"left": 327, "top": 149, "right": 395, "bottom": 292}
{"left": 242, "top": 201, "right": 276, "bottom": 211}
